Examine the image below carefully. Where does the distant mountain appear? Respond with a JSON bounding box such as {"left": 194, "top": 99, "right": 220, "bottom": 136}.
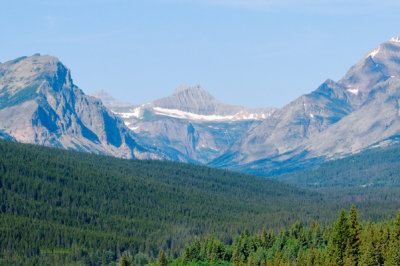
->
{"left": 112, "top": 85, "right": 275, "bottom": 122}
{"left": 210, "top": 79, "right": 356, "bottom": 168}
{"left": 94, "top": 36, "right": 400, "bottom": 172}
{"left": 0, "top": 54, "right": 160, "bottom": 159}
{"left": 339, "top": 36, "right": 400, "bottom": 96}
{"left": 91, "top": 89, "right": 135, "bottom": 112}
{"left": 210, "top": 36, "right": 400, "bottom": 175}
{"left": 2, "top": 35, "right": 400, "bottom": 176}
{"left": 95, "top": 85, "right": 275, "bottom": 163}
{"left": 276, "top": 144, "right": 400, "bottom": 189}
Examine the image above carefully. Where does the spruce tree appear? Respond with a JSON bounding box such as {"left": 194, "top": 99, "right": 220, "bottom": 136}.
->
{"left": 273, "top": 250, "right": 282, "bottom": 266}
{"left": 232, "top": 249, "right": 240, "bottom": 266}
{"left": 296, "top": 250, "right": 306, "bottom": 266}
{"left": 307, "top": 248, "right": 317, "bottom": 266}
{"left": 329, "top": 209, "right": 349, "bottom": 265}
{"left": 385, "top": 211, "right": 400, "bottom": 265}
{"left": 266, "top": 229, "right": 275, "bottom": 249}
{"left": 360, "top": 226, "right": 382, "bottom": 266}
{"left": 119, "top": 252, "right": 132, "bottom": 266}
{"left": 182, "top": 245, "right": 190, "bottom": 265}
{"left": 191, "top": 237, "right": 201, "bottom": 260}
{"left": 261, "top": 227, "right": 268, "bottom": 248}
{"left": 347, "top": 205, "right": 362, "bottom": 264}
{"left": 157, "top": 249, "right": 168, "bottom": 266}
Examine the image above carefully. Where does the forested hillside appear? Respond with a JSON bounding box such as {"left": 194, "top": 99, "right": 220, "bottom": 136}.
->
{"left": 0, "top": 140, "right": 329, "bottom": 264}
{"left": 1, "top": 141, "right": 400, "bottom": 265}
{"left": 159, "top": 206, "right": 400, "bottom": 266}
{"left": 276, "top": 144, "right": 400, "bottom": 189}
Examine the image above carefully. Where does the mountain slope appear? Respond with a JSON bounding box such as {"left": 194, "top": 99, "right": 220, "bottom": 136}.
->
{"left": 0, "top": 140, "right": 331, "bottom": 263}
{"left": 95, "top": 85, "right": 275, "bottom": 163}
{"left": 210, "top": 36, "right": 400, "bottom": 175}
{"left": 305, "top": 76, "right": 400, "bottom": 159}
{"left": 2, "top": 140, "right": 400, "bottom": 264}
{"left": 3, "top": 36, "right": 400, "bottom": 175}
{"left": 91, "top": 89, "right": 135, "bottom": 112}
{"left": 339, "top": 36, "right": 400, "bottom": 96}
{"left": 0, "top": 54, "right": 158, "bottom": 159}
{"left": 211, "top": 80, "right": 356, "bottom": 167}
{"left": 276, "top": 144, "right": 400, "bottom": 188}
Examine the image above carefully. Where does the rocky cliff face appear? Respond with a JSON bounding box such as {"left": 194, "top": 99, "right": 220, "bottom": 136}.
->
{"left": 210, "top": 36, "right": 400, "bottom": 175}
{"left": 339, "top": 36, "right": 400, "bottom": 96}
{"left": 0, "top": 55, "right": 160, "bottom": 159}
{"left": 150, "top": 85, "right": 245, "bottom": 116}
{"left": 94, "top": 85, "right": 274, "bottom": 164}
{"left": 3, "top": 35, "right": 400, "bottom": 176}
{"left": 94, "top": 36, "right": 400, "bottom": 172}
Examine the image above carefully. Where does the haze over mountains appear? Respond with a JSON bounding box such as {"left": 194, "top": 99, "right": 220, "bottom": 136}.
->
{"left": 92, "top": 86, "right": 275, "bottom": 163}
{"left": 1, "top": 36, "right": 400, "bottom": 176}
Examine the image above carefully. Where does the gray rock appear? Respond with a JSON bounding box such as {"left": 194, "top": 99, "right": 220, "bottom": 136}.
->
{"left": 0, "top": 54, "right": 161, "bottom": 159}
{"left": 211, "top": 36, "right": 400, "bottom": 175}
{"left": 98, "top": 85, "right": 274, "bottom": 164}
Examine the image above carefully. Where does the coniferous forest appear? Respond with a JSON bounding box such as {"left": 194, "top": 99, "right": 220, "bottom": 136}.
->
{"left": 0, "top": 140, "right": 400, "bottom": 265}
{"left": 160, "top": 206, "right": 400, "bottom": 266}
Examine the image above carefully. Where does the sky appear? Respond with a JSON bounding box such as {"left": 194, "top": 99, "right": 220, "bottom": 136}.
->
{"left": 1, "top": 0, "right": 400, "bottom": 108}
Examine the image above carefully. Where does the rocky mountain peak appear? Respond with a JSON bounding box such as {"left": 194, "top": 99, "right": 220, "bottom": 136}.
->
{"left": 91, "top": 89, "right": 134, "bottom": 110}
{"left": 0, "top": 55, "right": 161, "bottom": 160}
{"left": 169, "top": 85, "right": 217, "bottom": 105}
{"left": 0, "top": 54, "right": 73, "bottom": 98}
{"left": 339, "top": 35, "right": 400, "bottom": 95}
{"left": 389, "top": 35, "right": 400, "bottom": 43}
{"left": 173, "top": 84, "right": 203, "bottom": 94}
{"left": 150, "top": 85, "right": 239, "bottom": 116}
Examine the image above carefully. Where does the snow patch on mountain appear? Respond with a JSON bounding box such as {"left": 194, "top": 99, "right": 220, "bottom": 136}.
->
{"left": 368, "top": 46, "right": 380, "bottom": 58}
{"left": 348, "top": 88, "right": 359, "bottom": 95}
{"left": 390, "top": 36, "right": 400, "bottom": 43}
{"left": 117, "top": 106, "right": 272, "bottom": 122}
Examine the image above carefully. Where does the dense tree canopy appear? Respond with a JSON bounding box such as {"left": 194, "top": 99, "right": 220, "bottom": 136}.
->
{"left": 0, "top": 140, "right": 399, "bottom": 265}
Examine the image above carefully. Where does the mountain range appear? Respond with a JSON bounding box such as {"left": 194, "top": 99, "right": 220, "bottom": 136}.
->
{"left": 92, "top": 86, "right": 275, "bottom": 163}
{"left": 0, "top": 54, "right": 162, "bottom": 160}
{"left": 2, "top": 36, "right": 400, "bottom": 176}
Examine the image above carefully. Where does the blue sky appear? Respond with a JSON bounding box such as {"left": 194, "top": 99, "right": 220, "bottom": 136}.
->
{"left": 1, "top": 0, "right": 400, "bottom": 108}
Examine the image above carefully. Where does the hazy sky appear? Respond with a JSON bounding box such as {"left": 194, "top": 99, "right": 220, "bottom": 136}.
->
{"left": 1, "top": 0, "right": 400, "bottom": 108}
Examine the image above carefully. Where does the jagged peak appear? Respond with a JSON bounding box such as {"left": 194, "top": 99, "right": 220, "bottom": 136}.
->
{"left": 173, "top": 84, "right": 207, "bottom": 95}
{"left": 0, "top": 54, "right": 74, "bottom": 97}
{"left": 363, "top": 35, "right": 400, "bottom": 59}
{"left": 390, "top": 35, "right": 400, "bottom": 43}
{"left": 339, "top": 35, "right": 400, "bottom": 95}
{"left": 3, "top": 54, "right": 62, "bottom": 67}
{"left": 91, "top": 89, "right": 134, "bottom": 109}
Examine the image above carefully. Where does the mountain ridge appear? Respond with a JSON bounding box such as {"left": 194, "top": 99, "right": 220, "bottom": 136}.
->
{"left": 2, "top": 35, "right": 400, "bottom": 175}
{"left": 0, "top": 54, "right": 162, "bottom": 159}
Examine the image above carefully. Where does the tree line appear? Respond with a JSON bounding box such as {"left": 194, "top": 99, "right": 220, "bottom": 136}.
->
{"left": 116, "top": 206, "right": 400, "bottom": 265}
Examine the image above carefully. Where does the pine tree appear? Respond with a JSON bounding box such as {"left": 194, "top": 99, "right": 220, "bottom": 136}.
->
{"left": 191, "top": 237, "right": 201, "bottom": 260}
{"left": 347, "top": 205, "right": 362, "bottom": 265}
{"left": 314, "top": 223, "right": 323, "bottom": 248}
{"left": 296, "top": 250, "right": 306, "bottom": 266}
{"left": 329, "top": 209, "right": 349, "bottom": 265}
{"left": 247, "top": 253, "right": 256, "bottom": 266}
{"left": 182, "top": 245, "right": 190, "bottom": 265}
{"left": 266, "top": 229, "right": 276, "bottom": 249}
{"left": 385, "top": 211, "right": 400, "bottom": 265}
{"left": 306, "top": 248, "right": 318, "bottom": 266}
{"left": 273, "top": 250, "right": 282, "bottom": 266}
{"left": 119, "top": 252, "right": 132, "bottom": 266}
{"left": 360, "top": 226, "right": 380, "bottom": 266}
{"left": 157, "top": 249, "right": 168, "bottom": 266}
{"left": 261, "top": 227, "right": 268, "bottom": 248}
{"left": 232, "top": 249, "right": 240, "bottom": 266}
